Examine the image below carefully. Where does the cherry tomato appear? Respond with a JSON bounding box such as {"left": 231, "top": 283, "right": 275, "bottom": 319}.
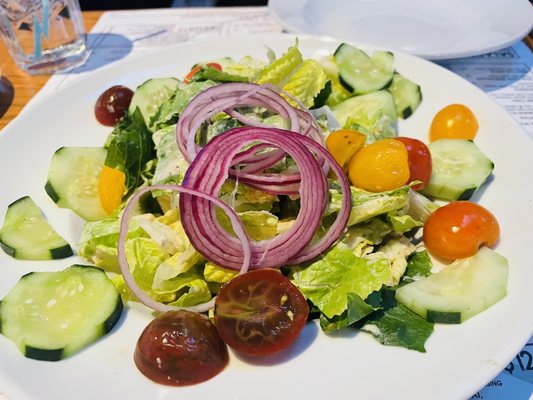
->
{"left": 396, "top": 137, "right": 432, "bottom": 191}
{"left": 94, "top": 85, "right": 134, "bottom": 126}
{"left": 325, "top": 129, "right": 366, "bottom": 170}
{"left": 348, "top": 138, "right": 410, "bottom": 192}
{"left": 429, "top": 104, "right": 479, "bottom": 142}
{"left": 214, "top": 269, "right": 308, "bottom": 357}
{"left": 423, "top": 201, "right": 500, "bottom": 260}
{"left": 184, "top": 62, "right": 222, "bottom": 83}
{"left": 134, "top": 310, "right": 228, "bottom": 386}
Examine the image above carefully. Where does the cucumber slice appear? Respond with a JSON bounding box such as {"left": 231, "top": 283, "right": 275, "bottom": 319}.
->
{"left": 396, "top": 247, "right": 508, "bottom": 323}
{"left": 334, "top": 43, "right": 394, "bottom": 94}
{"left": 0, "top": 265, "right": 123, "bottom": 361}
{"left": 421, "top": 139, "right": 494, "bottom": 201}
{"left": 388, "top": 72, "right": 422, "bottom": 119}
{"left": 129, "top": 77, "right": 179, "bottom": 129}
{"left": 331, "top": 90, "right": 397, "bottom": 128}
{"left": 44, "top": 147, "right": 108, "bottom": 221}
{"left": 0, "top": 197, "right": 72, "bottom": 260}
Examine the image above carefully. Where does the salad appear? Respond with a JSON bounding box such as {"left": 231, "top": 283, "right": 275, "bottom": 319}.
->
{"left": 0, "top": 40, "right": 507, "bottom": 387}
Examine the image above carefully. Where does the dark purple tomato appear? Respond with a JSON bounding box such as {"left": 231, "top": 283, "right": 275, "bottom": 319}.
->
{"left": 214, "top": 269, "right": 309, "bottom": 357}
{"left": 94, "top": 85, "right": 133, "bottom": 126}
{"left": 134, "top": 310, "right": 228, "bottom": 386}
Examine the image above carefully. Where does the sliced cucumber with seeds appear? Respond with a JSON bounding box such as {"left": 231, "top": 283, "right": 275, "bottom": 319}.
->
{"left": 0, "top": 196, "right": 72, "bottom": 260}
{"left": 421, "top": 139, "right": 494, "bottom": 201}
{"left": 388, "top": 72, "right": 422, "bottom": 119}
{"left": 331, "top": 90, "right": 397, "bottom": 128}
{"left": 334, "top": 43, "right": 394, "bottom": 94}
{"left": 45, "top": 147, "right": 108, "bottom": 221}
{"left": 0, "top": 265, "right": 123, "bottom": 361}
{"left": 129, "top": 77, "right": 179, "bottom": 129}
{"left": 396, "top": 247, "right": 508, "bottom": 324}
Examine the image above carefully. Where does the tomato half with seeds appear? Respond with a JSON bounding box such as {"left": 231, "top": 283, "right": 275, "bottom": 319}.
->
{"left": 396, "top": 137, "right": 432, "bottom": 191}
{"left": 423, "top": 201, "right": 500, "bottom": 260}
{"left": 214, "top": 269, "right": 308, "bottom": 357}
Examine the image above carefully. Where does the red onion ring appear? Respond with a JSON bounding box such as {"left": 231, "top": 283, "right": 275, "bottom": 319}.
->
{"left": 117, "top": 184, "right": 252, "bottom": 313}
{"left": 176, "top": 82, "right": 323, "bottom": 189}
{"left": 180, "top": 127, "right": 352, "bottom": 270}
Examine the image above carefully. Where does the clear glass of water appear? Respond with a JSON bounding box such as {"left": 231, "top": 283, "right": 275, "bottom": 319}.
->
{"left": 0, "top": 0, "right": 89, "bottom": 75}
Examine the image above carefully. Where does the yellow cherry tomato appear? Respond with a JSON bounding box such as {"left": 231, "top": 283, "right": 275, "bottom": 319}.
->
{"left": 325, "top": 129, "right": 366, "bottom": 170}
{"left": 98, "top": 165, "right": 126, "bottom": 214}
{"left": 348, "top": 139, "right": 410, "bottom": 192}
{"left": 429, "top": 104, "right": 478, "bottom": 142}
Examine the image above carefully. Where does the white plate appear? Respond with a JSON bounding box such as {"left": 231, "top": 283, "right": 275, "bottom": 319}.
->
{"left": 0, "top": 34, "right": 532, "bottom": 400}
{"left": 268, "top": 0, "right": 533, "bottom": 60}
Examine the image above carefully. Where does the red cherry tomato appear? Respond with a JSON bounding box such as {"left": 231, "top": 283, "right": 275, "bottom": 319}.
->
{"left": 134, "top": 310, "right": 228, "bottom": 386}
{"left": 396, "top": 137, "right": 432, "bottom": 191}
{"left": 184, "top": 62, "right": 222, "bottom": 83}
{"left": 423, "top": 201, "right": 500, "bottom": 260}
{"left": 94, "top": 85, "right": 134, "bottom": 126}
{"left": 214, "top": 269, "right": 309, "bottom": 357}
{"left": 429, "top": 104, "right": 478, "bottom": 142}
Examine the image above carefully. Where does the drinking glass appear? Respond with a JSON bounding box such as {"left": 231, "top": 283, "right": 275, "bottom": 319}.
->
{"left": 0, "top": 0, "right": 89, "bottom": 75}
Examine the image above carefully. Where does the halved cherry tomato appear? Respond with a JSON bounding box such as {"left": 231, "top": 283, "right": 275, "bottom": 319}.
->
{"left": 184, "top": 62, "right": 222, "bottom": 83}
{"left": 396, "top": 137, "right": 432, "bottom": 191}
{"left": 325, "top": 129, "right": 366, "bottom": 170}
{"left": 98, "top": 165, "right": 126, "bottom": 214}
{"left": 429, "top": 104, "right": 478, "bottom": 142}
{"left": 348, "top": 138, "right": 410, "bottom": 192}
{"left": 214, "top": 269, "right": 308, "bottom": 357}
{"left": 134, "top": 310, "right": 228, "bottom": 386}
{"left": 423, "top": 201, "right": 500, "bottom": 260}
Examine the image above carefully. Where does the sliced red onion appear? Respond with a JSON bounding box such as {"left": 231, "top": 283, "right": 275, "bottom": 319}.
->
{"left": 180, "top": 126, "right": 351, "bottom": 270}
{"left": 176, "top": 82, "right": 323, "bottom": 184}
{"left": 117, "top": 184, "right": 252, "bottom": 314}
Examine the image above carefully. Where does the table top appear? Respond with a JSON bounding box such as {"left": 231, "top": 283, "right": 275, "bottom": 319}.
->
{"left": 0, "top": 10, "right": 531, "bottom": 132}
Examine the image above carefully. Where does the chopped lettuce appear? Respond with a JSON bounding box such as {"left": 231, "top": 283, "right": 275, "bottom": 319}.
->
{"left": 291, "top": 244, "right": 391, "bottom": 319}
{"left": 361, "top": 304, "right": 434, "bottom": 352}
{"left": 327, "top": 182, "right": 410, "bottom": 226}
{"left": 387, "top": 213, "right": 423, "bottom": 233}
{"left": 281, "top": 59, "right": 328, "bottom": 108}
{"left": 255, "top": 43, "right": 303, "bottom": 87}
{"left": 320, "top": 292, "right": 376, "bottom": 333}
{"left": 367, "top": 235, "right": 416, "bottom": 286}
{"left": 401, "top": 250, "right": 432, "bottom": 285}
{"left": 407, "top": 189, "right": 440, "bottom": 223}
{"left": 104, "top": 108, "right": 155, "bottom": 194}
{"left": 151, "top": 124, "right": 190, "bottom": 187}
{"left": 217, "top": 209, "right": 279, "bottom": 241}
{"left": 343, "top": 110, "right": 396, "bottom": 144}
{"left": 151, "top": 80, "right": 218, "bottom": 129}
{"left": 340, "top": 218, "right": 392, "bottom": 257}
{"left": 219, "top": 181, "right": 277, "bottom": 212}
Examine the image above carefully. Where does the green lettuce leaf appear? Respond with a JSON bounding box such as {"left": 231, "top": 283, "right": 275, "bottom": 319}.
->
{"left": 401, "top": 250, "right": 432, "bottom": 285}
{"left": 291, "top": 244, "right": 391, "bottom": 319}
{"left": 340, "top": 217, "right": 392, "bottom": 257}
{"left": 204, "top": 262, "right": 239, "bottom": 284}
{"left": 282, "top": 59, "right": 328, "bottom": 108}
{"left": 219, "top": 181, "right": 278, "bottom": 212}
{"left": 367, "top": 235, "right": 416, "bottom": 286}
{"left": 151, "top": 80, "right": 218, "bottom": 129}
{"left": 104, "top": 108, "right": 155, "bottom": 194}
{"left": 387, "top": 213, "right": 423, "bottom": 233}
{"left": 320, "top": 292, "right": 376, "bottom": 333}
{"left": 254, "top": 43, "right": 303, "bottom": 87}
{"left": 327, "top": 182, "right": 410, "bottom": 226}
{"left": 79, "top": 209, "right": 145, "bottom": 272}
{"left": 344, "top": 110, "right": 396, "bottom": 144}
{"left": 151, "top": 124, "right": 189, "bottom": 187}
{"left": 361, "top": 304, "right": 434, "bottom": 352}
